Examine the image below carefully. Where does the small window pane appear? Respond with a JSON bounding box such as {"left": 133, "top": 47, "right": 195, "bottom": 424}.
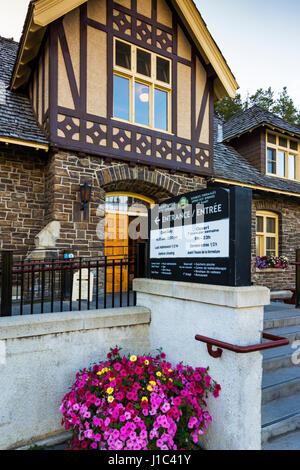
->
{"left": 267, "top": 133, "right": 276, "bottom": 144}
{"left": 277, "top": 150, "right": 285, "bottom": 177}
{"left": 113, "top": 75, "right": 130, "bottom": 121}
{"left": 290, "top": 140, "right": 298, "bottom": 151}
{"left": 115, "top": 41, "right": 131, "bottom": 69}
{"left": 157, "top": 57, "right": 170, "bottom": 83}
{"left": 154, "top": 88, "right": 168, "bottom": 131}
{"left": 256, "top": 216, "right": 264, "bottom": 233}
{"left": 137, "top": 49, "right": 151, "bottom": 77}
{"left": 266, "top": 237, "right": 276, "bottom": 257}
{"left": 266, "top": 217, "right": 276, "bottom": 234}
{"left": 267, "top": 148, "right": 276, "bottom": 174}
{"left": 256, "top": 236, "right": 262, "bottom": 256}
{"left": 288, "top": 154, "right": 296, "bottom": 179}
{"left": 135, "top": 82, "right": 149, "bottom": 126}
{"left": 279, "top": 137, "right": 287, "bottom": 148}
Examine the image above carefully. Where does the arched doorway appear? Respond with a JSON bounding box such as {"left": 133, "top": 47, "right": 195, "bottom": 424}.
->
{"left": 104, "top": 192, "right": 154, "bottom": 292}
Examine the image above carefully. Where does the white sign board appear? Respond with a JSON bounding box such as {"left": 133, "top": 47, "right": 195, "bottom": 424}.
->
{"left": 72, "top": 268, "right": 94, "bottom": 302}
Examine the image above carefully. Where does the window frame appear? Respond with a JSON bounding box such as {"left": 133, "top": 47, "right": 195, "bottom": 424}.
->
{"left": 256, "top": 210, "right": 279, "bottom": 258}
{"left": 266, "top": 131, "right": 299, "bottom": 181}
{"left": 113, "top": 38, "right": 172, "bottom": 133}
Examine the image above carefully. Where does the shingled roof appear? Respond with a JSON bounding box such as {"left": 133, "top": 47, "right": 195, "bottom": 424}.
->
{"left": 0, "top": 36, "right": 48, "bottom": 146}
{"left": 214, "top": 117, "right": 300, "bottom": 196}
{"left": 223, "top": 104, "right": 300, "bottom": 142}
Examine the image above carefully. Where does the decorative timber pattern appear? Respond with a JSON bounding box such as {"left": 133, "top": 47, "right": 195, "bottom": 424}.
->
{"left": 34, "top": 0, "right": 214, "bottom": 176}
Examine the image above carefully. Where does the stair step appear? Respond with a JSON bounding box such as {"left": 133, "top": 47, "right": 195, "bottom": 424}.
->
{"left": 263, "top": 430, "right": 300, "bottom": 450}
{"left": 264, "top": 302, "right": 300, "bottom": 329}
{"left": 264, "top": 324, "right": 300, "bottom": 342}
{"left": 263, "top": 343, "right": 296, "bottom": 372}
{"left": 262, "top": 366, "right": 300, "bottom": 404}
{"left": 261, "top": 394, "right": 300, "bottom": 446}
{"left": 264, "top": 312, "right": 300, "bottom": 330}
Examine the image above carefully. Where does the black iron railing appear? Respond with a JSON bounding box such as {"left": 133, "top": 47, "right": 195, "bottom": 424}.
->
{"left": 0, "top": 244, "right": 148, "bottom": 317}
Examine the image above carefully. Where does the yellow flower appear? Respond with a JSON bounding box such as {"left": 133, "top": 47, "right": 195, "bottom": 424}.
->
{"left": 149, "top": 381, "right": 156, "bottom": 387}
{"left": 106, "top": 387, "right": 114, "bottom": 395}
{"left": 141, "top": 397, "right": 148, "bottom": 402}
{"left": 156, "top": 371, "right": 162, "bottom": 377}
{"left": 108, "top": 396, "right": 114, "bottom": 403}
{"left": 130, "top": 355, "right": 137, "bottom": 362}
{"left": 168, "top": 369, "right": 173, "bottom": 373}
{"left": 144, "top": 360, "right": 149, "bottom": 365}
{"left": 147, "top": 385, "right": 153, "bottom": 392}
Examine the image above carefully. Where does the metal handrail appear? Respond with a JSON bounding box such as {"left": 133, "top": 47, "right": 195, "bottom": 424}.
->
{"left": 195, "top": 332, "right": 290, "bottom": 358}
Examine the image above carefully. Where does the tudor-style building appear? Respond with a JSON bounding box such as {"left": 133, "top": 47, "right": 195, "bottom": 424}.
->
{"left": 0, "top": 0, "right": 237, "bottom": 261}
{"left": 1, "top": 0, "right": 300, "bottom": 294}
{"left": 212, "top": 105, "right": 300, "bottom": 292}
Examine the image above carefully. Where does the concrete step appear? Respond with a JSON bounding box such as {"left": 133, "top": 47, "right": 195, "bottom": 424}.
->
{"left": 263, "top": 343, "right": 297, "bottom": 372}
{"left": 261, "top": 394, "right": 300, "bottom": 446}
{"left": 264, "top": 313, "right": 300, "bottom": 330}
{"left": 264, "top": 303, "right": 300, "bottom": 329}
{"left": 262, "top": 365, "right": 300, "bottom": 404}
{"left": 264, "top": 324, "right": 300, "bottom": 343}
{"left": 263, "top": 430, "right": 300, "bottom": 450}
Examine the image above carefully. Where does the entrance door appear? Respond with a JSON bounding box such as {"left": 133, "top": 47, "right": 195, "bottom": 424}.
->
{"left": 105, "top": 211, "right": 129, "bottom": 293}
{"left": 104, "top": 193, "right": 153, "bottom": 293}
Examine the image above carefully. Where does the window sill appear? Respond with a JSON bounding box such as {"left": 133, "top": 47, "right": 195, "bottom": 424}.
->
{"left": 111, "top": 117, "right": 174, "bottom": 136}
{"left": 255, "top": 268, "right": 288, "bottom": 273}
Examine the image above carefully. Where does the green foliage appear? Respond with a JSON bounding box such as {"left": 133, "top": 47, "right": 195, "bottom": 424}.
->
{"left": 215, "top": 86, "right": 300, "bottom": 126}
{"left": 215, "top": 93, "right": 244, "bottom": 121}
{"left": 248, "top": 87, "right": 274, "bottom": 112}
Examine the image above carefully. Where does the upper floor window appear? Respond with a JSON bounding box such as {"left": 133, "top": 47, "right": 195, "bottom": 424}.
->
{"left": 256, "top": 210, "right": 279, "bottom": 257}
{"left": 113, "top": 39, "right": 171, "bottom": 132}
{"left": 266, "top": 132, "right": 299, "bottom": 180}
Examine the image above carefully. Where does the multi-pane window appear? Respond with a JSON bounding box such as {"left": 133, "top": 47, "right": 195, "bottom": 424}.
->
{"left": 266, "top": 132, "right": 299, "bottom": 180}
{"left": 113, "top": 39, "right": 171, "bottom": 132}
{"left": 256, "top": 211, "right": 279, "bottom": 257}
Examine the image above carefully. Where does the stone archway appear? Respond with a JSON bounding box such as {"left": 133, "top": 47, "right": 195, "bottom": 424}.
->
{"left": 96, "top": 164, "right": 180, "bottom": 202}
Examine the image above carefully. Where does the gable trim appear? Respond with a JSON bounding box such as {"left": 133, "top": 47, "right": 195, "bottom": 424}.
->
{"left": 11, "top": 0, "right": 238, "bottom": 100}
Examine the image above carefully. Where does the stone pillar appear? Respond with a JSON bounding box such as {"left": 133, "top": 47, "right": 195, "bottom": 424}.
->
{"left": 133, "top": 278, "right": 270, "bottom": 451}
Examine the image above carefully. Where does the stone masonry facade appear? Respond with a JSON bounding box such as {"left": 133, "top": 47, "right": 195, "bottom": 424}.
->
{"left": 251, "top": 194, "right": 300, "bottom": 291}
{"left": 1, "top": 144, "right": 299, "bottom": 290}
{"left": 1, "top": 147, "right": 206, "bottom": 258}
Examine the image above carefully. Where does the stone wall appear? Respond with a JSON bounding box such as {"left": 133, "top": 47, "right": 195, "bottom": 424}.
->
{"left": 43, "top": 151, "right": 207, "bottom": 257}
{"left": 0, "top": 146, "right": 206, "bottom": 257}
{"left": 0, "top": 143, "right": 47, "bottom": 253}
{"left": 0, "top": 143, "right": 299, "bottom": 291}
{"left": 251, "top": 194, "right": 300, "bottom": 291}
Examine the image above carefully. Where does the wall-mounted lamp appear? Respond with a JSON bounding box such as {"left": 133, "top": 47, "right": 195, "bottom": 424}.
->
{"left": 79, "top": 182, "right": 92, "bottom": 220}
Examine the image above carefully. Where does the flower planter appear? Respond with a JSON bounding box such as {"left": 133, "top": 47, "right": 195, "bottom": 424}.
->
{"left": 60, "top": 347, "right": 220, "bottom": 450}
{"left": 254, "top": 256, "right": 289, "bottom": 271}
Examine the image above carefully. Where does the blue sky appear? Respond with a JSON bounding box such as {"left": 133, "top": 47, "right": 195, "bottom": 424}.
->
{"left": 0, "top": 0, "right": 300, "bottom": 108}
{"left": 196, "top": 0, "right": 300, "bottom": 108}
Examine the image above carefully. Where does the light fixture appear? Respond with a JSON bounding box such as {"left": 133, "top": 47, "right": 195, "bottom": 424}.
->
{"left": 79, "top": 182, "right": 92, "bottom": 220}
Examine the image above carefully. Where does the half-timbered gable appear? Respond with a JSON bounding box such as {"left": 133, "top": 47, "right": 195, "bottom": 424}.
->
{"left": 11, "top": 0, "right": 238, "bottom": 177}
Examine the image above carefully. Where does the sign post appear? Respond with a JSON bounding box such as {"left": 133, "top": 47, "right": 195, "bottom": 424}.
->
{"left": 148, "top": 186, "right": 252, "bottom": 287}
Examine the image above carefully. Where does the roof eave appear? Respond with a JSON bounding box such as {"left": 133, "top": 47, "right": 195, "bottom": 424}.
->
{"left": 224, "top": 122, "right": 300, "bottom": 143}
{"left": 11, "top": 0, "right": 86, "bottom": 90}
{"left": 213, "top": 177, "right": 300, "bottom": 199}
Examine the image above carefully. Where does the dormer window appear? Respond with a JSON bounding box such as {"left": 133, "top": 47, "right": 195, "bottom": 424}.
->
{"left": 113, "top": 39, "right": 171, "bottom": 132}
{"left": 266, "top": 132, "right": 299, "bottom": 181}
